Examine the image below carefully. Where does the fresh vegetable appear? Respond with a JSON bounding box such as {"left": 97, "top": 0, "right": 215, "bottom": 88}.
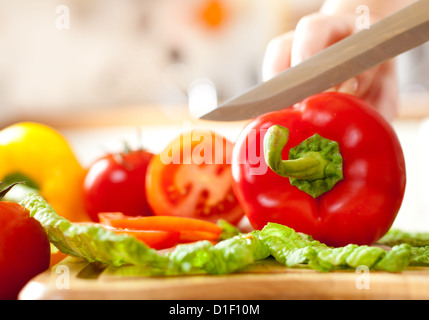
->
{"left": 378, "top": 229, "right": 429, "bottom": 247}
{"left": 0, "top": 183, "right": 50, "bottom": 300}
{"left": 168, "top": 231, "right": 270, "bottom": 275}
{"left": 0, "top": 122, "right": 88, "bottom": 222}
{"left": 49, "top": 244, "right": 68, "bottom": 267}
{"left": 98, "top": 212, "right": 223, "bottom": 243}
{"left": 22, "top": 193, "right": 168, "bottom": 268}
{"left": 231, "top": 92, "right": 406, "bottom": 247}
{"left": 217, "top": 218, "right": 242, "bottom": 240}
{"left": 259, "top": 223, "right": 412, "bottom": 273}
{"left": 75, "top": 218, "right": 181, "bottom": 250}
{"left": 145, "top": 130, "right": 244, "bottom": 225}
{"left": 410, "top": 246, "right": 429, "bottom": 266}
{"left": 83, "top": 148, "right": 154, "bottom": 221}
{"left": 104, "top": 228, "right": 180, "bottom": 250}
{"left": 21, "top": 193, "right": 265, "bottom": 274}
{"left": 21, "top": 193, "right": 425, "bottom": 275}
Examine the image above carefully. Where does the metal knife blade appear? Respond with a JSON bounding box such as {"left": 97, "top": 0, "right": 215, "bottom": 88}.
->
{"left": 199, "top": 0, "right": 429, "bottom": 122}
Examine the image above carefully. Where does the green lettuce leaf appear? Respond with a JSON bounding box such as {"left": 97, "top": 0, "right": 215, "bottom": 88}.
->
{"left": 377, "top": 229, "right": 429, "bottom": 247}
{"left": 259, "top": 223, "right": 413, "bottom": 272}
{"left": 20, "top": 193, "right": 269, "bottom": 275}
{"left": 168, "top": 231, "right": 270, "bottom": 274}
{"left": 21, "top": 193, "right": 169, "bottom": 268}
{"left": 20, "top": 194, "right": 426, "bottom": 275}
{"left": 410, "top": 246, "right": 429, "bottom": 265}
{"left": 217, "top": 219, "right": 242, "bottom": 240}
{"left": 375, "top": 244, "right": 413, "bottom": 272}
{"left": 258, "top": 222, "right": 328, "bottom": 267}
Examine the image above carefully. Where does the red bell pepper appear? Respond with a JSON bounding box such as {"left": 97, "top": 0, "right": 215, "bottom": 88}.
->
{"left": 232, "top": 92, "right": 406, "bottom": 247}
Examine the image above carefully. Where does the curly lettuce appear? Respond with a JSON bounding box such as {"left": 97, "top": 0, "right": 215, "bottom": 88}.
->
{"left": 21, "top": 193, "right": 169, "bottom": 268}
{"left": 377, "top": 229, "right": 429, "bottom": 247}
{"left": 21, "top": 194, "right": 269, "bottom": 275}
{"left": 20, "top": 193, "right": 428, "bottom": 275}
{"left": 259, "top": 223, "right": 413, "bottom": 272}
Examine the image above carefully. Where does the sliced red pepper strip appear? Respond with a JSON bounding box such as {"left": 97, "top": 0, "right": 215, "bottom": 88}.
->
{"left": 98, "top": 212, "right": 127, "bottom": 222}
{"left": 75, "top": 220, "right": 181, "bottom": 250}
{"left": 50, "top": 248, "right": 68, "bottom": 267}
{"left": 98, "top": 212, "right": 222, "bottom": 236}
{"left": 179, "top": 230, "right": 221, "bottom": 243}
{"left": 111, "top": 229, "right": 180, "bottom": 250}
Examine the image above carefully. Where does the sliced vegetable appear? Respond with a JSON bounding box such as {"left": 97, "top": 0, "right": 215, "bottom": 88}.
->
{"left": 20, "top": 193, "right": 267, "bottom": 274}
{"left": 110, "top": 229, "right": 180, "bottom": 250}
{"left": 49, "top": 244, "right": 68, "bottom": 268}
{"left": 75, "top": 219, "right": 181, "bottom": 250}
{"left": 98, "top": 212, "right": 223, "bottom": 243}
{"left": 177, "top": 230, "right": 219, "bottom": 243}
{"left": 145, "top": 130, "right": 244, "bottom": 225}
{"left": 20, "top": 193, "right": 427, "bottom": 275}
{"left": 217, "top": 218, "right": 242, "bottom": 240}
{"left": 21, "top": 194, "right": 169, "bottom": 268}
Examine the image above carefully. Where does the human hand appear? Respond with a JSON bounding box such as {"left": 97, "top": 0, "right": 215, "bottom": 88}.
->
{"left": 262, "top": 12, "right": 398, "bottom": 121}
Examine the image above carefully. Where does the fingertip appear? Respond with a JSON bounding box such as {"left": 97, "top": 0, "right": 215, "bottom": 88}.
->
{"left": 290, "top": 13, "right": 354, "bottom": 67}
{"left": 337, "top": 78, "right": 359, "bottom": 95}
{"left": 262, "top": 31, "right": 294, "bottom": 81}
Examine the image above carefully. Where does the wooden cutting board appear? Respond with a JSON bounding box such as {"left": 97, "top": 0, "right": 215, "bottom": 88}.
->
{"left": 19, "top": 256, "right": 429, "bottom": 300}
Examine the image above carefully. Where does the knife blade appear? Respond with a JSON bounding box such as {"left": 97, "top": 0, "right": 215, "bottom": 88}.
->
{"left": 199, "top": 0, "right": 429, "bottom": 122}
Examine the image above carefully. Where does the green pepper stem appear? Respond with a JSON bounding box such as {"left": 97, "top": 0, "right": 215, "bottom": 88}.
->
{"left": 263, "top": 125, "right": 328, "bottom": 181}
{"left": 263, "top": 125, "right": 344, "bottom": 198}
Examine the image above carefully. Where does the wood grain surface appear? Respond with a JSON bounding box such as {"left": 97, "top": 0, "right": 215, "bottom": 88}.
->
{"left": 19, "top": 256, "right": 429, "bottom": 300}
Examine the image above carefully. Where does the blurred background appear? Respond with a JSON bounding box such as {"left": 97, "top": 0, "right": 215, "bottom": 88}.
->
{"left": 1, "top": 0, "right": 428, "bottom": 123}
{"left": 1, "top": 0, "right": 429, "bottom": 231}
{"left": 0, "top": 0, "right": 323, "bottom": 123}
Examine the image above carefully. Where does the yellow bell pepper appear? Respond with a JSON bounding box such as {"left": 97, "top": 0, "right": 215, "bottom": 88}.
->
{"left": 0, "top": 122, "right": 89, "bottom": 222}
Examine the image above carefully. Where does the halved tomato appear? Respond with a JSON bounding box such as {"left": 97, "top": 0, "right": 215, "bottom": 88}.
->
{"left": 145, "top": 130, "right": 244, "bottom": 225}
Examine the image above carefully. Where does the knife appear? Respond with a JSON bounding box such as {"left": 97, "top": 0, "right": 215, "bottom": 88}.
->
{"left": 199, "top": 0, "right": 429, "bottom": 122}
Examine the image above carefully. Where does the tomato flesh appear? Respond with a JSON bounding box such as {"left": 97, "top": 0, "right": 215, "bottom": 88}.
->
{"left": 146, "top": 131, "right": 244, "bottom": 225}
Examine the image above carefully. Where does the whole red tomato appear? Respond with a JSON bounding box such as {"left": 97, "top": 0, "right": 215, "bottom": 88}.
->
{"left": 0, "top": 200, "right": 51, "bottom": 300}
{"left": 146, "top": 130, "right": 244, "bottom": 225}
{"left": 232, "top": 92, "right": 406, "bottom": 247}
{"left": 83, "top": 149, "right": 154, "bottom": 221}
